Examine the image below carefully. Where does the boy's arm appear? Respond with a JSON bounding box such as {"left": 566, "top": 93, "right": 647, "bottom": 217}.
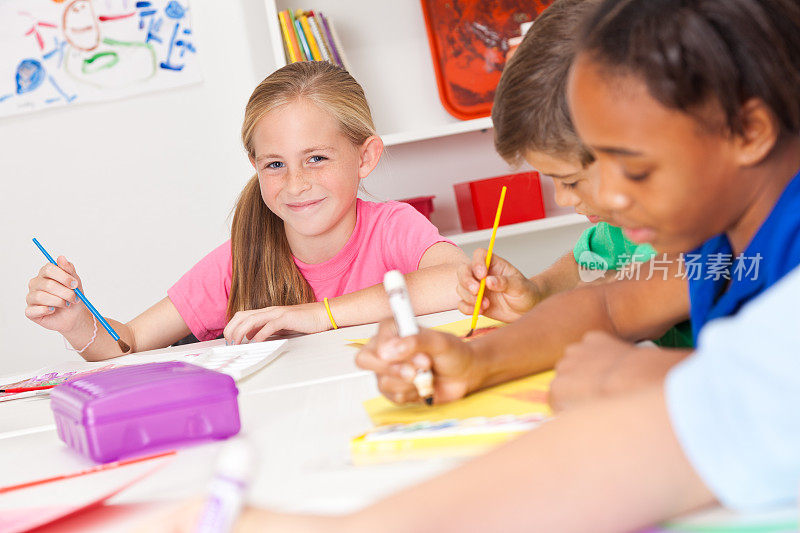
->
{"left": 549, "top": 332, "right": 693, "bottom": 411}
{"left": 536, "top": 249, "right": 624, "bottom": 295}
{"left": 347, "top": 385, "right": 713, "bottom": 533}
{"left": 356, "top": 259, "right": 689, "bottom": 402}
{"left": 531, "top": 250, "right": 582, "bottom": 297}
{"left": 458, "top": 250, "right": 619, "bottom": 324}
{"left": 159, "top": 385, "right": 710, "bottom": 532}
{"left": 469, "top": 264, "right": 688, "bottom": 390}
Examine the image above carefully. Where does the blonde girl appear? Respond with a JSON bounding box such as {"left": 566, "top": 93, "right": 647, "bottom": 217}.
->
{"left": 25, "top": 61, "right": 465, "bottom": 359}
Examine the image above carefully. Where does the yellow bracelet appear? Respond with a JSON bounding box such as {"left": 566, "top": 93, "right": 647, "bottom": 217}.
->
{"left": 323, "top": 297, "right": 338, "bottom": 329}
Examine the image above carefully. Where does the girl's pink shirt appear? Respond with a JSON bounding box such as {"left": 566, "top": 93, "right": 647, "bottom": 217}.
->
{"left": 167, "top": 199, "right": 454, "bottom": 341}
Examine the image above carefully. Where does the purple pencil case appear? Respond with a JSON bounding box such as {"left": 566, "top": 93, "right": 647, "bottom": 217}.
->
{"left": 50, "top": 362, "right": 240, "bottom": 463}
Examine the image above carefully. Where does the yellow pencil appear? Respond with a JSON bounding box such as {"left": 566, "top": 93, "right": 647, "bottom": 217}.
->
{"left": 296, "top": 10, "right": 323, "bottom": 61}
{"left": 466, "top": 186, "right": 507, "bottom": 337}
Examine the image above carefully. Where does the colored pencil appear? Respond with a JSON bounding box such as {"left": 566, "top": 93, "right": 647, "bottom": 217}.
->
{"left": 296, "top": 10, "right": 322, "bottom": 61}
{"left": 32, "top": 237, "right": 131, "bottom": 353}
{"left": 466, "top": 186, "right": 507, "bottom": 337}
{"left": 323, "top": 13, "right": 349, "bottom": 70}
{"left": 0, "top": 450, "right": 176, "bottom": 494}
{"left": 0, "top": 385, "right": 56, "bottom": 393}
{"left": 318, "top": 12, "right": 343, "bottom": 67}
{"left": 307, "top": 12, "right": 332, "bottom": 63}
{"left": 288, "top": 10, "right": 307, "bottom": 60}
{"left": 278, "top": 10, "right": 300, "bottom": 63}
{"left": 293, "top": 17, "right": 312, "bottom": 61}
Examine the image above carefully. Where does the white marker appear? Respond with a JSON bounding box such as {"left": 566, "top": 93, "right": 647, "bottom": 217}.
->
{"left": 383, "top": 270, "right": 434, "bottom": 405}
{"left": 196, "top": 439, "right": 255, "bottom": 533}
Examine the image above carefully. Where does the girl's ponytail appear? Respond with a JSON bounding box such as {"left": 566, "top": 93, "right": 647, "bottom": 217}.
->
{"left": 230, "top": 61, "right": 374, "bottom": 317}
{"left": 227, "top": 174, "right": 314, "bottom": 319}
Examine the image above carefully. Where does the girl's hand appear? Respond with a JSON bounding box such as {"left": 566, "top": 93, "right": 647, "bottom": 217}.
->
{"left": 355, "top": 319, "right": 483, "bottom": 405}
{"left": 25, "top": 256, "right": 86, "bottom": 333}
{"left": 223, "top": 302, "right": 329, "bottom": 345}
{"left": 457, "top": 248, "right": 542, "bottom": 323}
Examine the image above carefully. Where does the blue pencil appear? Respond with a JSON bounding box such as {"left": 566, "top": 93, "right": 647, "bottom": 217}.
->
{"left": 32, "top": 238, "right": 131, "bottom": 353}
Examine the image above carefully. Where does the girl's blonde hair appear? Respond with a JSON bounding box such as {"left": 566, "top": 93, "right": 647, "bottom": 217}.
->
{"left": 227, "top": 61, "right": 377, "bottom": 319}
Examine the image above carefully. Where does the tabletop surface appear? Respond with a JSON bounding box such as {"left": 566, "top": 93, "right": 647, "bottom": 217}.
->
{"left": 0, "top": 310, "right": 468, "bottom": 531}
{"left": 2, "top": 310, "right": 793, "bottom": 532}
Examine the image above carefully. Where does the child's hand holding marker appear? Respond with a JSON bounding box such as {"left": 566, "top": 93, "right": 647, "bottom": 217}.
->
{"left": 382, "top": 270, "right": 435, "bottom": 405}
{"left": 356, "top": 317, "right": 481, "bottom": 406}
{"left": 457, "top": 249, "right": 542, "bottom": 323}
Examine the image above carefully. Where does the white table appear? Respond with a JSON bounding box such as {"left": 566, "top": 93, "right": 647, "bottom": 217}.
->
{"left": 0, "top": 311, "right": 464, "bottom": 437}
{"left": 0, "top": 311, "right": 467, "bottom": 531}
{"left": 3, "top": 311, "right": 794, "bottom": 532}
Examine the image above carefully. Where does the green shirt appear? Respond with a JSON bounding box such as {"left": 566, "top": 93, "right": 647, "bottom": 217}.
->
{"left": 574, "top": 222, "right": 657, "bottom": 269}
{"left": 573, "top": 222, "right": 693, "bottom": 349}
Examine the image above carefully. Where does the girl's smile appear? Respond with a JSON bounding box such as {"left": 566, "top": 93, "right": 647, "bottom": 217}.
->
{"left": 285, "top": 197, "right": 327, "bottom": 212}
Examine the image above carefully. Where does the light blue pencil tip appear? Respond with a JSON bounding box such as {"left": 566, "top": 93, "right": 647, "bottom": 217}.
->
{"left": 32, "top": 237, "right": 57, "bottom": 265}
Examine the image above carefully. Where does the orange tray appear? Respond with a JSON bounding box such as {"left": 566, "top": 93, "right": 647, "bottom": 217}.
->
{"left": 420, "top": 0, "right": 553, "bottom": 120}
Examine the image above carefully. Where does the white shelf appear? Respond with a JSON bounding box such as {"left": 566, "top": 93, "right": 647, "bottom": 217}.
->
{"left": 445, "top": 213, "right": 589, "bottom": 246}
{"left": 263, "top": 1, "right": 492, "bottom": 147}
{"left": 261, "top": 1, "right": 588, "bottom": 261}
{"left": 264, "top": 0, "right": 494, "bottom": 144}
{"left": 381, "top": 117, "right": 493, "bottom": 147}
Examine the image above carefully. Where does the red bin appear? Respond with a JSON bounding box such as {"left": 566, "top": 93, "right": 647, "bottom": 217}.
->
{"left": 399, "top": 195, "right": 436, "bottom": 221}
{"left": 453, "top": 172, "right": 545, "bottom": 232}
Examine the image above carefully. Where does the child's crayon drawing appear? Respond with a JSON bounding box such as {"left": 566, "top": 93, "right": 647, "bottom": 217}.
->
{"left": 0, "top": 0, "right": 201, "bottom": 118}
{"left": 0, "top": 340, "right": 284, "bottom": 401}
{"left": 0, "top": 363, "right": 119, "bottom": 400}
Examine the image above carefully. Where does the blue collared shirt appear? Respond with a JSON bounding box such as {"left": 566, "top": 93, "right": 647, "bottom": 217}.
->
{"left": 688, "top": 168, "right": 800, "bottom": 343}
{"left": 666, "top": 264, "right": 800, "bottom": 510}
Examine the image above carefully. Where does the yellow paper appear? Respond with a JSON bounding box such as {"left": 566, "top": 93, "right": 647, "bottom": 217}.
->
{"left": 430, "top": 315, "right": 505, "bottom": 337}
{"left": 348, "top": 316, "right": 505, "bottom": 346}
{"left": 350, "top": 429, "right": 526, "bottom": 465}
{"left": 363, "top": 370, "right": 554, "bottom": 426}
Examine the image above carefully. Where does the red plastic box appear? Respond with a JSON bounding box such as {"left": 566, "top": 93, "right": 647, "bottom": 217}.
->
{"left": 399, "top": 195, "right": 436, "bottom": 220}
{"left": 454, "top": 172, "right": 545, "bottom": 231}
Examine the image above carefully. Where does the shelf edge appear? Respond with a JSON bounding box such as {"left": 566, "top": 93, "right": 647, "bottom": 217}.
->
{"left": 382, "top": 117, "right": 493, "bottom": 147}
{"left": 446, "top": 213, "right": 589, "bottom": 246}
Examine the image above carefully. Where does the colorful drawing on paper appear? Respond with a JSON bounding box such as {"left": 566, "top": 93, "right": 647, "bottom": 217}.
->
{"left": 0, "top": 0, "right": 201, "bottom": 117}
{"left": 0, "top": 363, "right": 119, "bottom": 401}
{"left": 0, "top": 340, "right": 286, "bottom": 402}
